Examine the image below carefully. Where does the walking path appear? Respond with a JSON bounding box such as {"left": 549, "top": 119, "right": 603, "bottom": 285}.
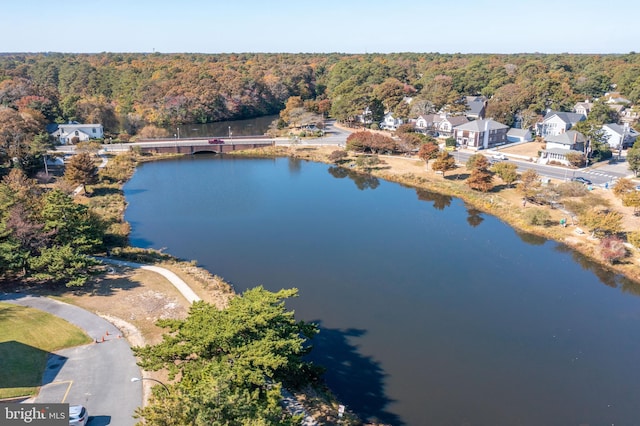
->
{"left": 96, "top": 257, "right": 201, "bottom": 303}
{"left": 96, "top": 257, "right": 318, "bottom": 424}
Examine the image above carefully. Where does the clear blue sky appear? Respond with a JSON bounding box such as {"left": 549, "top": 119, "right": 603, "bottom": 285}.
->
{"left": 4, "top": 0, "right": 638, "bottom": 54}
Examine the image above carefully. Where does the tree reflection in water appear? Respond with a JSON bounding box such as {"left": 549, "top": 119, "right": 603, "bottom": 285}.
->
{"left": 415, "top": 188, "right": 452, "bottom": 210}
{"left": 327, "top": 166, "right": 380, "bottom": 190}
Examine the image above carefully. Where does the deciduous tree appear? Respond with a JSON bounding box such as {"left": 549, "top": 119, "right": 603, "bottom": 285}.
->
{"left": 491, "top": 162, "right": 518, "bottom": 187}
{"left": 579, "top": 209, "right": 623, "bottom": 238}
{"left": 431, "top": 151, "right": 456, "bottom": 177}
{"left": 517, "top": 169, "right": 541, "bottom": 201}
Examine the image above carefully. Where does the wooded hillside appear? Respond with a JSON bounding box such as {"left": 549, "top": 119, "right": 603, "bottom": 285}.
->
{"left": 1, "top": 52, "right": 640, "bottom": 171}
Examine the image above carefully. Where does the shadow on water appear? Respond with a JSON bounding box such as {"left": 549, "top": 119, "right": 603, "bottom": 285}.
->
{"left": 554, "top": 242, "right": 640, "bottom": 292}
{"left": 464, "top": 204, "right": 485, "bottom": 228}
{"left": 327, "top": 166, "right": 380, "bottom": 191}
{"left": 514, "top": 229, "right": 548, "bottom": 246}
{"left": 415, "top": 188, "right": 452, "bottom": 210}
{"left": 307, "top": 322, "right": 404, "bottom": 426}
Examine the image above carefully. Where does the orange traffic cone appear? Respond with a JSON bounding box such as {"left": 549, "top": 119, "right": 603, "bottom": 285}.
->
{"left": 101, "top": 336, "right": 105, "bottom": 343}
{"left": 105, "top": 330, "right": 110, "bottom": 336}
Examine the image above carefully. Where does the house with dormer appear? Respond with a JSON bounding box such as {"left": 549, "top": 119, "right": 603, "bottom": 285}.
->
{"left": 540, "top": 130, "right": 586, "bottom": 165}
{"left": 380, "top": 112, "right": 403, "bottom": 130}
{"left": 414, "top": 113, "right": 469, "bottom": 136}
{"left": 536, "top": 111, "right": 585, "bottom": 137}
{"left": 49, "top": 122, "right": 104, "bottom": 145}
{"left": 573, "top": 100, "right": 593, "bottom": 117}
{"left": 453, "top": 118, "right": 509, "bottom": 149}
{"left": 464, "top": 95, "right": 487, "bottom": 120}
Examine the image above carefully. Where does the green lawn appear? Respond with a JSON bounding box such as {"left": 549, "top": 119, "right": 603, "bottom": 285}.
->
{"left": 0, "top": 302, "right": 92, "bottom": 399}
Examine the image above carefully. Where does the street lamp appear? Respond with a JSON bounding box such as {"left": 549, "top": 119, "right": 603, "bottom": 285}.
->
{"left": 131, "top": 377, "right": 170, "bottom": 394}
{"left": 228, "top": 126, "right": 232, "bottom": 139}
{"left": 177, "top": 127, "right": 180, "bottom": 139}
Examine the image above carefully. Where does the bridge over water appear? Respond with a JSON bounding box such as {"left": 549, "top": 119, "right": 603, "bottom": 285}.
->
{"left": 126, "top": 137, "right": 275, "bottom": 154}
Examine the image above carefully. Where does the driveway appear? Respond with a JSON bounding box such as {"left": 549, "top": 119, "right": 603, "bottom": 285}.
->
{"left": 0, "top": 293, "right": 142, "bottom": 426}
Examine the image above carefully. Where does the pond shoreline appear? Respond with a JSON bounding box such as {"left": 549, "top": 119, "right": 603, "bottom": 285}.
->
{"left": 228, "top": 144, "right": 640, "bottom": 286}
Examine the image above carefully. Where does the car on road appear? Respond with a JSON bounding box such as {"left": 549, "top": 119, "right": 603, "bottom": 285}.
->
{"left": 571, "top": 176, "right": 592, "bottom": 185}
{"left": 208, "top": 138, "right": 224, "bottom": 144}
{"left": 69, "top": 405, "right": 88, "bottom": 425}
{"left": 491, "top": 153, "right": 508, "bottom": 161}
{"left": 636, "top": 185, "right": 640, "bottom": 191}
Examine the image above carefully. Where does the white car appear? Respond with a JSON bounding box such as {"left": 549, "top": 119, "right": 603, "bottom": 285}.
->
{"left": 491, "top": 153, "right": 507, "bottom": 160}
{"left": 69, "top": 405, "right": 88, "bottom": 426}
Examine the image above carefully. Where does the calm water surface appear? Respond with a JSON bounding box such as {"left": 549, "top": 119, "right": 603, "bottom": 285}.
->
{"left": 123, "top": 155, "right": 640, "bottom": 425}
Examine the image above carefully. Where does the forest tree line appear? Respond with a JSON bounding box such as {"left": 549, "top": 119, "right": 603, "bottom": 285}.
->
{"left": 2, "top": 52, "right": 640, "bottom": 172}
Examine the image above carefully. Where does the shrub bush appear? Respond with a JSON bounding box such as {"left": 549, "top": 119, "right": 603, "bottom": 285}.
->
{"left": 598, "top": 236, "right": 627, "bottom": 264}
{"left": 523, "top": 208, "right": 551, "bottom": 226}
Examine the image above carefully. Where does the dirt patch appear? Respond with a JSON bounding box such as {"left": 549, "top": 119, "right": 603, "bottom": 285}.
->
{"left": 499, "top": 141, "right": 545, "bottom": 158}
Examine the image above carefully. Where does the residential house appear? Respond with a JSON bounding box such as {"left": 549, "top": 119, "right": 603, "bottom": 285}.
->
{"left": 380, "top": 112, "right": 403, "bottom": 130}
{"left": 605, "top": 92, "right": 631, "bottom": 105}
{"left": 536, "top": 110, "right": 585, "bottom": 137}
{"left": 464, "top": 95, "right": 487, "bottom": 120}
{"left": 453, "top": 118, "right": 509, "bottom": 149}
{"left": 619, "top": 107, "right": 640, "bottom": 125}
{"left": 414, "top": 113, "right": 469, "bottom": 136}
{"left": 355, "top": 106, "right": 374, "bottom": 126}
{"left": 506, "top": 128, "right": 533, "bottom": 143}
{"left": 49, "top": 122, "right": 104, "bottom": 145}
{"left": 573, "top": 100, "right": 593, "bottom": 117}
{"left": 540, "top": 130, "right": 586, "bottom": 165}
{"left": 601, "top": 123, "right": 639, "bottom": 149}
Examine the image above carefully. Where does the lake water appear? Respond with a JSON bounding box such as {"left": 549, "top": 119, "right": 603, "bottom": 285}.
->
{"left": 123, "top": 155, "right": 640, "bottom": 426}
{"left": 165, "top": 115, "right": 278, "bottom": 139}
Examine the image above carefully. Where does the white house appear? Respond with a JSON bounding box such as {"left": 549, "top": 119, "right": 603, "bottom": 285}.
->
{"left": 380, "top": 112, "right": 403, "bottom": 130}
{"left": 573, "top": 100, "right": 593, "bottom": 117}
{"left": 536, "top": 111, "right": 585, "bottom": 137}
{"left": 50, "top": 122, "right": 104, "bottom": 145}
{"left": 539, "top": 130, "right": 586, "bottom": 165}
{"left": 413, "top": 113, "right": 469, "bottom": 136}
{"left": 601, "top": 123, "right": 639, "bottom": 149}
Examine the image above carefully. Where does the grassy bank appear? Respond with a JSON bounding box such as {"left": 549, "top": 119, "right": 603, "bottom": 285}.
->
{"left": 0, "top": 302, "right": 92, "bottom": 399}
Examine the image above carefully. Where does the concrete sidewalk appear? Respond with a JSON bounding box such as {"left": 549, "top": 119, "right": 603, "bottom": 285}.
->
{"left": 96, "top": 257, "right": 201, "bottom": 303}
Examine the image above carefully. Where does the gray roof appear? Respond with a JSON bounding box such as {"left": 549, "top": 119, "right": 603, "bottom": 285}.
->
{"left": 544, "top": 130, "right": 586, "bottom": 145}
{"left": 543, "top": 110, "right": 585, "bottom": 125}
{"left": 507, "top": 128, "right": 530, "bottom": 137}
{"left": 543, "top": 148, "right": 584, "bottom": 155}
{"left": 603, "top": 123, "right": 639, "bottom": 137}
{"left": 453, "top": 118, "right": 508, "bottom": 131}
{"left": 447, "top": 116, "right": 470, "bottom": 126}
{"left": 465, "top": 96, "right": 487, "bottom": 116}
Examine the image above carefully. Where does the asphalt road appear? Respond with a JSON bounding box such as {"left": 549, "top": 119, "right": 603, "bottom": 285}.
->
{"left": 1, "top": 293, "right": 142, "bottom": 426}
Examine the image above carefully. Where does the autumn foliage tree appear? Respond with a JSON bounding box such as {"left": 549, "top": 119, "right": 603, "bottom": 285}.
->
{"left": 466, "top": 154, "right": 494, "bottom": 192}
{"left": 417, "top": 142, "right": 439, "bottom": 164}
{"left": 346, "top": 131, "right": 396, "bottom": 154}
{"left": 578, "top": 209, "right": 623, "bottom": 238}
{"left": 598, "top": 236, "right": 628, "bottom": 264}
{"left": 517, "top": 169, "right": 542, "bottom": 201}
{"left": 431, "top": 151, "right": 456, "bottom": 177}
{"left": 64, "top": 152, "right": 98, "bottom": 194}
{"left": 491, "top": 162, "right": 518, "bottom": 187}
